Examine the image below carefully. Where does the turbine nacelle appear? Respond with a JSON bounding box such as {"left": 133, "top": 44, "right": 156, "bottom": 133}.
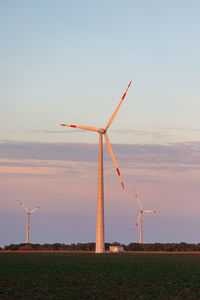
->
{"left": 98, "top": 128, "right": 106, "bottom": 134}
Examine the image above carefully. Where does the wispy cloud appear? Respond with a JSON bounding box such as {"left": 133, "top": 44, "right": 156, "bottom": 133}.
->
{"left": 165, "top": 127, "right": 200, "bottom": 132}
{"left": 28, "top": 129, "right": 84, "bottom": 134}
{"left": 114, "top": 128, "right": 170, "bottom": 138}
{"left": 0, "top": 158, "right": 97, "bottom": 178}
{"left": 27, "top": 127, "right": 200, "bottom": 145}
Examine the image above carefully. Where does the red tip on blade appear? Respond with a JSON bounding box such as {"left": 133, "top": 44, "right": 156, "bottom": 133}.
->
{"left": 121, "top": 182, "right": 125, "bottom": 189}
{"left": 70, "top": 125, "right": 76, "bottom": 128}
{"left": 116, "top": 168, "right": 120, "bottom": 176}
{"left": 122, "top": 92, "right": 126, "bottom": 100}
{"left": 60, "top": 124, "right": 66, "bottom": 126}
{"left": 128, "top": 81, "right": 132, "bottom": 88}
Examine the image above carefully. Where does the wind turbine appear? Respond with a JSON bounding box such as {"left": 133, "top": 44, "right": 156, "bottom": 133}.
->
{"left": 60, "top": 81, "right": 132, "bottom": 253}
{"left": 133, "top": 190, "right": 160, "bottom": 244}
{"left": 17, "top": 200, "right": 41, "bottom": 244}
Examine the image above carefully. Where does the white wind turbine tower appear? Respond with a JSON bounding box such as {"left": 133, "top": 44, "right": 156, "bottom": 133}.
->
{"left": 133, "top": 190, "right": 160, "bottom": 244}
{"left": 60, "top": 81, "right": 132, "bottom": 253}
{"left": 18, "top": 200, "right": 41, "bottom": 244}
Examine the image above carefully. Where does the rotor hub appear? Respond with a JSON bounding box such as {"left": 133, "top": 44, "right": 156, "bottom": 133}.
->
{"left": 98, "top": 128, "right": 106, "bottom": 134}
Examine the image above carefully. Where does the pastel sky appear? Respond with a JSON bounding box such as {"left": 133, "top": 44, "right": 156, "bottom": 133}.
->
{"left": 1, "top": 0, "right": 200, "bottom": 247}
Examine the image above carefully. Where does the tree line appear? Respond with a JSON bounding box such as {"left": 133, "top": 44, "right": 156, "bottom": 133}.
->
{"left": 1, "top": 242, "right": 200, "bottom": 251}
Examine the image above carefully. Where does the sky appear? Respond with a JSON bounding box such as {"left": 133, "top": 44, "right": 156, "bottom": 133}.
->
{"left": 1, "top": 0, "right": 200, "bottom": 247}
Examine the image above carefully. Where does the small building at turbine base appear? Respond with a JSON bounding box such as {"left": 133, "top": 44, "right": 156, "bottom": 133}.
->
{"left": 109, "top": 246, "right": 124, "bottom": 253}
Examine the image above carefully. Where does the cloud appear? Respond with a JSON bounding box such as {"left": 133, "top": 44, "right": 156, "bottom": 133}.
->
{"left": 1, "top": 140, "right": 200, "bottom": 179}
{"left": 165, "top": 127, "right": 200, "bottom": 132}
{"left": 114, "top": 128, "right": 170, "bottom": 138}
{"left": 28, "top": 129, "right": 84, "bottom": 134}
{"left": 1, "top": 140, "right": 200, "bottom": 164}
{"left": 0, "top": 140, "right": 98, "bottom": 162}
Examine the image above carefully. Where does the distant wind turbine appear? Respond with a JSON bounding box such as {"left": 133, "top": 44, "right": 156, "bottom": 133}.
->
{"left": 60, "top": 81, "right": 132, "bottom": 253}
{"left": 17, "top": 200, "right": 41, "bottom": 244}
{"left": 133, "top": 190, "right": 160, "bottom": 244}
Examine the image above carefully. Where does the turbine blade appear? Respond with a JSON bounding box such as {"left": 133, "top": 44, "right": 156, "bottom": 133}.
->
{"left": 30, "top": 205, "right": 41, "bottom": 214}
{"left": 104, "top": 133, "right": 124, "bottom": 189}
{"left": 17, "top": 200, "right": 29, "bottom": 212}
{"left": 133, "top": 190, "right": 143, "bottom": 210}
{"left": 134, "top": 213, "right": 141, "bottom": 229}
{"left": 144, "top": 210, "right": 160, "bottom": 213}
{"left": 105, "top": 81, "right": 132, "bottom": 131}
{"left": 60, "top": 124, "right": 99, "bottom": 132}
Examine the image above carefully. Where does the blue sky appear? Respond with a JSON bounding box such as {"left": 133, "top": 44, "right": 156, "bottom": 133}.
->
{"left": 1, "top": 0, "right": 200, "bottom": 143}
{"left": 1, "top": 1, "right": 200, "bottom": 246}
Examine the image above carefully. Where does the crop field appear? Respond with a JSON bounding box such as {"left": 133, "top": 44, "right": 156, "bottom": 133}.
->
{"left": 0, "top": 252, "right": 200, "bottom": 299}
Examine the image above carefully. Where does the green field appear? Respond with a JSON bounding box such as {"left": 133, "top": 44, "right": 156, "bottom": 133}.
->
{"left": 0, "top": 252, "right": 200, "bottom": 299}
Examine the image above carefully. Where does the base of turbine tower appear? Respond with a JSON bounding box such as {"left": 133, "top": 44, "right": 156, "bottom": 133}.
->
{"left": 95, "top": 246, "right": 105, "bottom": 253}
